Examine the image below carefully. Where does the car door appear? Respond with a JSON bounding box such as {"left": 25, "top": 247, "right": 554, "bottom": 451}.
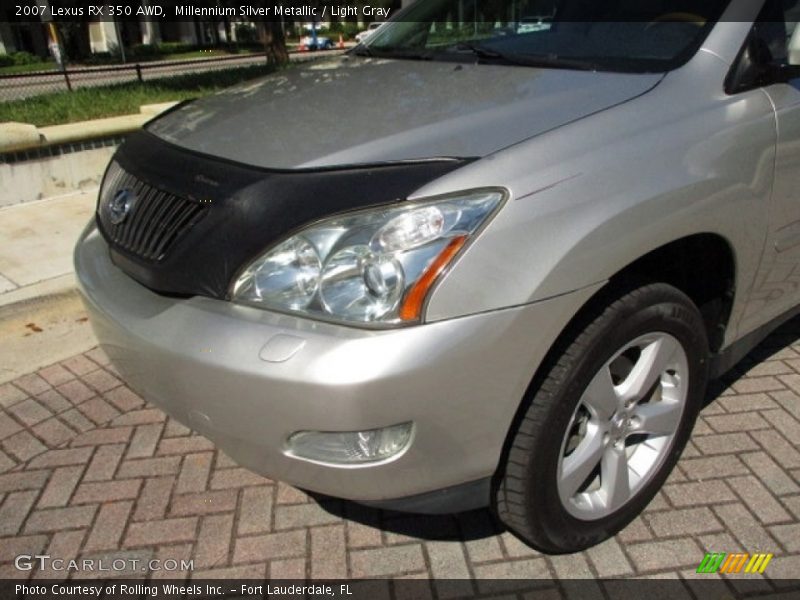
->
{"left": 741, "top": 0, "right": 800, "bottom": 329}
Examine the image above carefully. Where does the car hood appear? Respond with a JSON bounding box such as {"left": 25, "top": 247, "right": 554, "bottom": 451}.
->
{"left": 148, "top": 56, "right": 663, "bottom": 169}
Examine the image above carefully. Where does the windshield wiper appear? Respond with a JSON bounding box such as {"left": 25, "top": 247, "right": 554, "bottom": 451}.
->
{"left": 455, "top": 42, "right": 505, "bottom": 59}
{"left": 350, "top": 45, "right": 375, "bottom": 57}
{"left": 454, "top": 42, "right": 599, "bottom": 72}
{"left": 351, "top": 46, "right": 433, "bottom": 61}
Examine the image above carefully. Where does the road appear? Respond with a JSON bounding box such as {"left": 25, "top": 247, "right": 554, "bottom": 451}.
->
{"left": 0, "top": 47, "right": 350, "bottom": 102}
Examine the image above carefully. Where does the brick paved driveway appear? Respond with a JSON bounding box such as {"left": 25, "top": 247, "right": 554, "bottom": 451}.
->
{"left": 2, "top": 318, "right": 800, "bottom": 593}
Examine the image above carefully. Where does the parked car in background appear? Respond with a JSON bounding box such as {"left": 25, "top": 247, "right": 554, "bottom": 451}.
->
{"left": 516, "top": 15, "right": 554, "bottom": 33}
{"left": 300, "top": 32, "right": 334, "bottom": 50}
{"left": 76, "top": 0, "right": 800, "bottom": 553}
{"left": 355, "top": 22, "right": 383, "bottom": 44}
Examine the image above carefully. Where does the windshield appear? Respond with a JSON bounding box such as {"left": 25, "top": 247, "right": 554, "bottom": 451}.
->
{"left": 360, "top": 0, "right": 732, "bottom": 73}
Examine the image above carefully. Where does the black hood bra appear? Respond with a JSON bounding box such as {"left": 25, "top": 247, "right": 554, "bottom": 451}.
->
{"left": 97, "top": 131, "right": 470, "bottom": 299}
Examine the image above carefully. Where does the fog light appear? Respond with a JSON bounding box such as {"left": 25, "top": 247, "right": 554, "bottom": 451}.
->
{"left": 287, "top": 422, "right": 413, "bottom": 464}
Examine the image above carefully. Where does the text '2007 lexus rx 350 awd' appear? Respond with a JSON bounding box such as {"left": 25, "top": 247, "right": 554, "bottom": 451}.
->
{"left": 76, "top": 0, "right": 800, "bottom": 552}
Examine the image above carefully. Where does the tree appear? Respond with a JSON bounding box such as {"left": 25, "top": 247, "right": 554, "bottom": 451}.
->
{"left": 259, "top": 20, "right": 289, "bottom": 65}
{"left": 218, "top": 0, "right": 288, "bottom": 64}
{"left": 55, "top": 21, "right": 90, "bottom": 61}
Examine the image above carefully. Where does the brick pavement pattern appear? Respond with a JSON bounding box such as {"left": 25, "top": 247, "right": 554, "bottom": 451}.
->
{"left": 2, "top": 319, "right": 800, "bottom": 594}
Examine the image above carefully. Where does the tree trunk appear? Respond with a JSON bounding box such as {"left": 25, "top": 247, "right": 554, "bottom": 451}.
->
{"left": 223, "top": 17, "right": 232, "bottom": 45}
{"left": 259, "top": 20, "right": 289, "bottom": 65}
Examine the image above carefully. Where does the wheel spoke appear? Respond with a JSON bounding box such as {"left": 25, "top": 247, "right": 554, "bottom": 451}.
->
{"left": 616, "top": 336, "right": 679, "bottom": 404}
{"left": 632, "top": 401, "right": 683, "bottom": 437}
{"left": 582, "top": 366, "right": 619, "bottom": 419}
{"left": 560, "top": 424, "right": 605, "bottom": 498}
{"left": 556, "top": 332, "right": 689, "bottom": 521}
{"left": 601, "top": 444, "right": 631, "bottom": 512}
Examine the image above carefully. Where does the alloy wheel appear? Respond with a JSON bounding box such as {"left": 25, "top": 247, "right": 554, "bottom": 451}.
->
{"left": 556, "top": 332, "right": 689, "bottom": 520}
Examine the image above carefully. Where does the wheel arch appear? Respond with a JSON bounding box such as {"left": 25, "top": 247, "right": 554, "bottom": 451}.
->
{"left": 492, "top": 232, "right": 736, "bottom": 503}
{"left": 536, "top": 232, "right": 737, "bottom": 402}
{"left": 605, "top": 233, "right": 736, "bottom": 354}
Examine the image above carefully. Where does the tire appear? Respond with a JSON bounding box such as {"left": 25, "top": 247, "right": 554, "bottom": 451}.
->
{"left": 494, "top": 282, "right": 709, "bottom": 553}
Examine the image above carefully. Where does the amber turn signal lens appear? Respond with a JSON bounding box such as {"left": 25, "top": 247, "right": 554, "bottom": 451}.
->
{"left": 399, "top": 235, "right": 468, "bottom": 321}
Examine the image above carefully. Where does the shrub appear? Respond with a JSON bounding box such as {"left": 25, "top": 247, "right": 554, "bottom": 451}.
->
{"left": 14, "top": 51, "right": 40, "bottom": 65}
{"left": 0, "top": 51, "right": 41, "bottom": 66}
{"left": 235, "top": 23, "right": 258, "bottom": 43}
{"left": 328, "top": 22, "right": 361, "bottom": 38}
{"left": 156, "top": 42, "right": 197, "bottom": 55}
{"left": 129, "top": 44, "right": 161, "bottom": 59}
{"left": 81, "top": 50, "right": 116, "bottom": 65}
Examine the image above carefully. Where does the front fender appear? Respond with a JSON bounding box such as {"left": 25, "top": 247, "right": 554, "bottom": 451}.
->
{"left": 421, "top": 54, "right": 776, "bottom": 348}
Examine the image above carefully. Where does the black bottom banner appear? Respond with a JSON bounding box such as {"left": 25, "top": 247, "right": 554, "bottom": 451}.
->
{"left": 4, "top": 578, "right": 800, "bottom": 600}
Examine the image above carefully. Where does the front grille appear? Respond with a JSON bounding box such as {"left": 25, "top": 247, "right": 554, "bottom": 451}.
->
{"left": 98, "top": 162, "right": 208, "bottom": 262}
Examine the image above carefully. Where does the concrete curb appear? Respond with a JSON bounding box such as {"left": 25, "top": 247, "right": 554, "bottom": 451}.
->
{"left": 0, "top": 280, "right": 96, "bottom": 385}
{"left": 0, "top": 273, "right": 77, "bottom": 310}
{"left": 0, "top": 102, "right": 177, "bottom": 207}
{"left": 0, "top": 217, "right": 96, "bottom": 384}
{"left": 0, "top": 102, "right": 178, "bottom": 153}
{"left": 0, "top": 190, "right": 95, "bottom": 307}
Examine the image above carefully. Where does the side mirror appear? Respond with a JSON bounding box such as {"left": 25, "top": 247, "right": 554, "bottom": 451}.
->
{"left": 767, "top": 62, "right": 800, "bottom": 83}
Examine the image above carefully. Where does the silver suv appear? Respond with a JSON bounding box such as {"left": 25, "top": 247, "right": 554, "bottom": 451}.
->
{"left": 75, "top": 0, "right": 800, "bottom": 552}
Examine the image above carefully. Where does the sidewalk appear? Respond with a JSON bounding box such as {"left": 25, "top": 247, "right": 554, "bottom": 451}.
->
{"left": 0, "top": 189, "right": 98, "bottom": 384}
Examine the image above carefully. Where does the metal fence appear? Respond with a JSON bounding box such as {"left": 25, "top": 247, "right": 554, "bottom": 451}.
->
{"left": 0, "top": 50, "right": 337, "bottom": 102}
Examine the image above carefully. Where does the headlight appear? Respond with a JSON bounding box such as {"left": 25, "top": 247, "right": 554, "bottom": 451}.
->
{"left": 231, "top": 189, "right": 504, "bottom": 325}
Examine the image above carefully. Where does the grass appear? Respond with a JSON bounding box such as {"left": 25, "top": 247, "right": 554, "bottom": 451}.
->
{"left": 0, "top": 49, "right": 260, "bottom": 74}
{"left": 157, "top": 49, "right": 258, "bottom": 61}
{"left": 0, "top": 63, "right": 281, "bottom": 127}
{"left": 86, "top": 48, "right": 262, "bottom": 65}
{"left": 0, "top": 61, "right": 56, "bottom": 75}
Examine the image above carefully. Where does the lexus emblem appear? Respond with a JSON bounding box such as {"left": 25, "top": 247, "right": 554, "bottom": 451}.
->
{"left": 108, "top": 188, "right": 137, "bottom": 225}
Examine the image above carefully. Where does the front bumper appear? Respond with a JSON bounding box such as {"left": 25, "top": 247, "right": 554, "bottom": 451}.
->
{"left": 75, "top": 220, "right": 598, "bottom": 510}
